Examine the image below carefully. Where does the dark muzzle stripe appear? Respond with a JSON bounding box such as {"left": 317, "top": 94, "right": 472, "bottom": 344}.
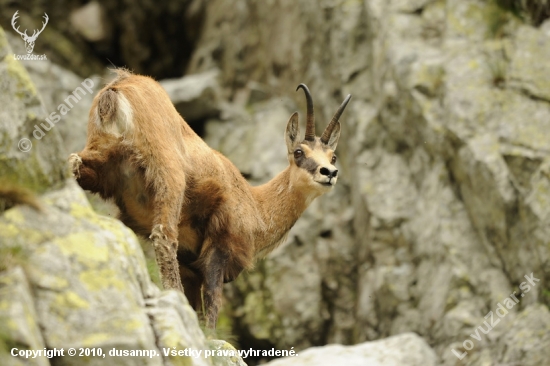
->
{"left": 296, "top": 155, "right": 319, "bottom": 175}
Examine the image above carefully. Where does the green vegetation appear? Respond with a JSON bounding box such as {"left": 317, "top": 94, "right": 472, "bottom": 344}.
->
{"left": 487, "top": 0, "right": 517, "bottom": 38}
{"left": 145, "top": 255, "right": 162, "bottom": 288}
{"left": 543, "top": 288, "right": 550, "bottom": 308}
{"left": 495, "top": 0, "right": 525, "bottom": 20}
{"left": 138, "top": 237, "right": 163, "bottom": 288}
{"left": 0, "top": 244, "right": 24, "bottom": 273}
{"left": 201, "top": 313, "right": 239, "bottom": 346}
{"left": 0, "top": 328, "right": 11, "bottom": 363}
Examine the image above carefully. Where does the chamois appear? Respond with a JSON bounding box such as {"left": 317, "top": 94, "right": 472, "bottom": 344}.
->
{"left": 69, "top": 69, "right": 351, "bottom": 328}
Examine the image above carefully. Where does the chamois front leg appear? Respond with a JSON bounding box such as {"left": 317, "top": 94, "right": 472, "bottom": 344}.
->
{"left": 149, "top": 176, "right": 186, "bottom": 293}
{"left": 201, "top": 246, "right": 227, "bottom": 329}
{"left": 68, "top": 150, "right": 107, "bottom": 193}
{"left": 151, "top": 225, "right": 184, "bottom": 292}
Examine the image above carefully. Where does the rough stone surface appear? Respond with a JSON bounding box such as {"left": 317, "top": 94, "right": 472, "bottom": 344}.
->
{"left": 204, "top": 97, "right": 292, "bottom": 183}
{"left": 0, "top": 26, "right": 67, "bottom": 193}
{"left": 192, "top": 1, "right": 550, "bottom": 365}
{"left": 0, "top": 181, "right": 245, "bottom": 366}
{"left": 160, "top": 69, "right": 222, "bottom": 122}
{"left": 207, "top": 340, "right": 247, "bottom": 366}
{"left": 6, "top": 31, "right": 101, "bottom": 155}
{"left": 70, "top": 2, "right": 108, "bottom": 42}
{"left": 0, "top": 267, "right": 48, "bottom": 366}
{"left": 263, "top": 333, "right": 436, "bottom": 366}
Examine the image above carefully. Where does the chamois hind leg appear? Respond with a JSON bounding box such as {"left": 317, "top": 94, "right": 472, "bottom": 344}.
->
{"left": 149, "top": 178, "right": 186, "bottom": 293}
{"left": 200, "top": 245, "right": 227, "bottom": 329}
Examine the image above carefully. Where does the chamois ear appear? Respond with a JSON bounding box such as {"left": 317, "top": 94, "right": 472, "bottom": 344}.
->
{"left": 285, "top": 112, "right": 300, "bottom": 152}
{"left": 325, "top": 121, "right": 340, "bottom": 150}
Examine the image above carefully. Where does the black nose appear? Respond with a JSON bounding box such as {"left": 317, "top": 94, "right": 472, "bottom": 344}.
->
{"left": 320, "top": 167, "right": 338, "bottom": 178}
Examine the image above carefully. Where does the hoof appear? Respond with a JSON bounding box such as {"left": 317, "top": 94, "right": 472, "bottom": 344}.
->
{"left": 68, "top": 153, "right": 83, "bottom": 179}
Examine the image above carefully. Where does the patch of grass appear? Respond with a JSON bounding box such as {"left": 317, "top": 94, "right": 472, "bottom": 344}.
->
{"left": 200, "top": 315, "right": 239, "bottom": 347}
{"left": 0, "top": 328, "right": 11, "bottom": 362}
{"left": 0, "top": 245, "right": 25, "bottom": 273}
{"left": 145, "top": 256, "right": 162, "bottom": 288}
{"left": 542, "top": 288, "right": 550, "bottom": 307}
{"left": 138, "top": 237, "right": 162, "bottom": 288}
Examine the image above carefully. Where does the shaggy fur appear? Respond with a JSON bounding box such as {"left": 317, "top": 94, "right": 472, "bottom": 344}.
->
{"left": 69, "top": 70, "right": 350, "bottom": 328}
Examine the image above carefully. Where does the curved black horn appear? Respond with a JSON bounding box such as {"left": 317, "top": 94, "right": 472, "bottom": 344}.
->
{"left": 321, "top": 94, "right": 352, "bottom": 144}
{"left": 296, "top": 84, "right": 315, "bottom": 141}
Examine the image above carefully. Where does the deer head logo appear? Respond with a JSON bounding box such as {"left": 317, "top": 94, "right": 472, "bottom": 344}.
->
{"left": 11, "top": 11, "right": 48, "bottom": 54}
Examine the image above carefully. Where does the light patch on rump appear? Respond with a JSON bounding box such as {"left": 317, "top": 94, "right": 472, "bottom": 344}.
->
{"left": 95, "top": 89, "right": 134, "bottom": 138}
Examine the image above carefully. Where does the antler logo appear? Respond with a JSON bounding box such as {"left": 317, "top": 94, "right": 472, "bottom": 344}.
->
{"left": 11, "top": 11, "right": 48, "bottom": 54}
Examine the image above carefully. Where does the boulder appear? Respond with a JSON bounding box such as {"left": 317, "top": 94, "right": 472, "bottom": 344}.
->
{"left": 160, "top": 69, "right": 222, "bottom": 122}
{"left": 0, "top": 180, "right": 246, "bottom": 366}
{"left": 0, "top": 26, "right": 67, "bottom": 193}
{"left": 264, "top": 333, "right": 436, "bottom": 366}
{"left": 6, "top": 31, "right": 101, "bottom": 155}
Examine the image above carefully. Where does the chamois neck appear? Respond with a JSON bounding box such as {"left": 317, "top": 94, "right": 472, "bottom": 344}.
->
{"left": 250, "top": 167, "right": 319, "bottom": 255}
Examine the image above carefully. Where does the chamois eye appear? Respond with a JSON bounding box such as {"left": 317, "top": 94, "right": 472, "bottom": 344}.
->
{"left": 331, "top": 155, "right": 337, "bottom": 164}
{"left": 294, "top": 149, "right": 303, "bottom": 159}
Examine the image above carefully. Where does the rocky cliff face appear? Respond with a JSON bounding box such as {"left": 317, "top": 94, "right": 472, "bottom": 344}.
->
{"left": 186, "top": 1, "right": 550, "bottom": 365}
{"left": 2, "top": 1, "right": 550, "bottom": 365}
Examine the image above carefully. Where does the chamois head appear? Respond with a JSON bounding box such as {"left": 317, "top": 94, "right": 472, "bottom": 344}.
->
{"left": 285, "top": 84, "right": 351, "bottom": 193}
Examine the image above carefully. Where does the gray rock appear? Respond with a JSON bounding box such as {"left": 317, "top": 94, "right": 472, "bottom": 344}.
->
{"left": 204, "top": 97, "right": 292, "bottom": 183}
{"left": 497, "top": 304, "right": 550, "bottom": 365}
{"left": 70, "top": 2, "right": 108, "bottom": 42}
{"left": 264, "top": 333, "right": 436, "bottom": 366}
{"left": 207, "top": 340, "right": 247, "bottom": 366}
{"left": 0, "top": 267, "right": 48, "bottom": 366}
{"left": 0, "top": 26, "right": 67, "bottom": 193}
{"left": 146, "top": 291, "right": 210, "bottom": 366}
{"left": 160, "top": 69, "right": 222, "bottom": 121}
{"left": 508, "top": 25, "right": 550, "bottom": 101}
{"left": 5, "top": 29, "right": 101, "bottom": 156}
{"left": 0, "top": 181, "right": 246, "bottom": 366}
